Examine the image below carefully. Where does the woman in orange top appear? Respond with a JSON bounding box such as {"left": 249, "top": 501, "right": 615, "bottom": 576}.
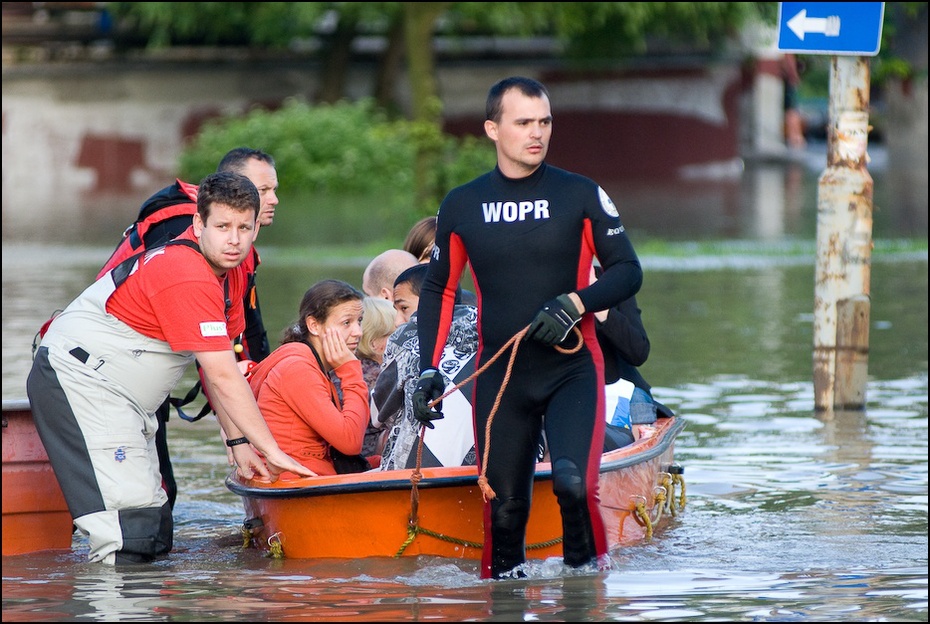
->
{"left": 248, "top": 279, "right": 369, "bottom": 477}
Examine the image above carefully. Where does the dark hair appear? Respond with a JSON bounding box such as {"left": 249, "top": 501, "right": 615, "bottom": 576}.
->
{"left": 394, "top": 263, "right": 462, "bottom": 304}
{"left": 197, "top": 171, "right": 259, "bottom": 221}
{"left": 393, "top": 263, "right": 428, "bottom": 296}
{"left": 403, "top": 216, "right": 437, "bottom": 262}
{"left": 281, "top": 279, "right": 364, "bottom": 344}
{"left": 217, "top": 147, "right": 276, "bottom": 174}
{"left": 486, "top": 76, "right": 550, "bottom": 123}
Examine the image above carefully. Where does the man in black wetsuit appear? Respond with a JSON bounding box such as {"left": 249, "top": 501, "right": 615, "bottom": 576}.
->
{"left": 411, "top": 76, "right": 643, "bottom": 579}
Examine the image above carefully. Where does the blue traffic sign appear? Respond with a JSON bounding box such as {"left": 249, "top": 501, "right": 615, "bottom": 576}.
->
{"left": 777, "top": 2, "right": 884, "bottom": 56}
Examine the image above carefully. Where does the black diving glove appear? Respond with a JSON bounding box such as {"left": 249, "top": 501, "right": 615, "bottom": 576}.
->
{"left": 526, "top": 294, "right": 582, "bottom": 346}
{"left": 411, "top": 368, "right": 446, "bottom": 429}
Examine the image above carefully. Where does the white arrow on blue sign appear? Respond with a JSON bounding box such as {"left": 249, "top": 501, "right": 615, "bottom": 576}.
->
{"left": 777, "top": 2, "right": 885, "bottom": 56}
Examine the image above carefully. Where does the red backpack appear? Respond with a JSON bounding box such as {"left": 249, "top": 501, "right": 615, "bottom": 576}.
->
{"left": 97, "top": 179, "right": 199, "bottom": 278}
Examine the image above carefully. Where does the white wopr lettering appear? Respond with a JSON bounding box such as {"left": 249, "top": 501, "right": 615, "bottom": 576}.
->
{"left": 482, "top": 199, "right": 550, "bottom": 223}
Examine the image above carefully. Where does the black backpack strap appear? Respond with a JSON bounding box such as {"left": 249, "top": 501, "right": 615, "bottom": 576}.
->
{"left": 167, "top": 378, "right": 213, "bottom": 422}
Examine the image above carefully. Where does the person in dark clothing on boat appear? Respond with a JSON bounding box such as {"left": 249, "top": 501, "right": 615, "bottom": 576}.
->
{"left": 411, "top": 76, "right": 643, "bottom": 579}
{"left": 96, "top": 147, "right": 279, "bottom": 509}
{"left": 597, "top": 292, "right": 656, "bottom": 451}
{"left": 589, "top": 264, "right": 669, "bottom": 451}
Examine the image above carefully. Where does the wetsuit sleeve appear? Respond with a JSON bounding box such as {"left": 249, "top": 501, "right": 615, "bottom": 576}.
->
{"left": 417, "top": 207, "right": 467, "bottom": 371}
{"left": 575, "top": 186, "right": 643, "bottom": 314}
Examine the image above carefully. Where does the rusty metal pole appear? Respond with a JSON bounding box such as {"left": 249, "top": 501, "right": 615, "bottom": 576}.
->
{"left": 813, "top": 56, "right": 874, "bottom": 411}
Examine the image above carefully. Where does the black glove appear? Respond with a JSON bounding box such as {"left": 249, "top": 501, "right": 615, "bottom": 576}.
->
{"left": 411, "top": 368, "right": 446, "bottom": 429}
{"left": 526, "top": 294, "right": 582, "bottom": 346}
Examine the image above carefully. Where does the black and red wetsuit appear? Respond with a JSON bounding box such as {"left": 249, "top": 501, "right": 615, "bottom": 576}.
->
{"left": 417, "top": 162, "right": 643, "bottom": 578}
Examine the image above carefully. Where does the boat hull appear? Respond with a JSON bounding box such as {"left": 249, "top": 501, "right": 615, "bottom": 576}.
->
{"left": 228, "top": 416, "right": 685, "bottom": 560}
{"left": 2, "top": 399, "right": 73, "bottom": 556}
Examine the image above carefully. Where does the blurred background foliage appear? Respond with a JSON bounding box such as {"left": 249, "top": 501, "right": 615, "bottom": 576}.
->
{"left": 111, "top": 1, "right": 779, "bottom": 229}
{"left": 177, "top": 97, "right": 496, "bottom": 245}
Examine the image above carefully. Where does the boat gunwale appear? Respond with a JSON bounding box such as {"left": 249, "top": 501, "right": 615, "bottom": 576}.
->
{"left": 226, "top": 416, "right": 685, "bottom": 500}
{"left": 2, "top": 398, "right": 31, "bottom": 412}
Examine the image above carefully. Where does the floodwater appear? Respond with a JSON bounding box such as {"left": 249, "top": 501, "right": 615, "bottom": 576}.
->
{"left": 2, "top": 144, "right": 928, "bottom": 621}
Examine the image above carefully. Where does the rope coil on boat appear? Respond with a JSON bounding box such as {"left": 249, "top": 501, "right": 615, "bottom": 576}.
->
{"left": 673, "top": 473, "right": 687, "bottom": 511}
{"left": 629, "top": 469, "right": 688, "bottom": 540}
{"left": 631, "top": 496, "right": 654, "bottom": 539}
{"left": 268, "top": 532, "right": 284, "bottom": 559}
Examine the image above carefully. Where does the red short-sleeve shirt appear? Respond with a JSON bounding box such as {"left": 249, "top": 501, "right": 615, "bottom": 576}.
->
{"left": 105, "top": 228, "right": 246, "bottom": 352}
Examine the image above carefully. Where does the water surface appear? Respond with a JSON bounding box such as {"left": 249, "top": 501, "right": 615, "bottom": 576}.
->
{"left": 2, "top": 145, "right": 927, "bottom": 620}
{"left": 3, "top": 249, "right": 926, "bottom": 622}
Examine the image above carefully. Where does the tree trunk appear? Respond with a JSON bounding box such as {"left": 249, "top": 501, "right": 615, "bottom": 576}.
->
{"left": 403, "top": 2, "right": 450, "bottom": 212}
{"left": 374, "top": 14, "right": 406, "bottom": 115}
{"left": 317, "top": 14, "right": 359, "bottom": 104}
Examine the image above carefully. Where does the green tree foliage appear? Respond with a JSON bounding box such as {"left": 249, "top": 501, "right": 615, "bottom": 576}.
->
{"left": 445, "top": 2, "right": 773, "bottom": 60}
{"left": 108, "top": 2, "right": 327, "bottom": 47}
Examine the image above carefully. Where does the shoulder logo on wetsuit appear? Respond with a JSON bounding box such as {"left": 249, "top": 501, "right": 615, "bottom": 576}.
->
{"left": 482, "top": 200, "right": 551, "bottom": 223}
{"left": 598, "top": 187, "right": 619, "bottom": 218}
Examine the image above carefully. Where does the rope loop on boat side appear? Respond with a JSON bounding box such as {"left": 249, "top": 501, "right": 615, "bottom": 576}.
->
{"left": 630, "top": 470, "right": 689, "bottom": 540}
{"left": 658, "top": 471, "right": 686, "bottom": 517}
{"left": 268, "top": 532, "right": 284, "bottom": 559}
{"left": 631, "top": 496, "right": 654, "bottom": 539}
{"left": 394, "top": 524, "right": 484, "bottom": 557}
{"left": 658, "top": 472, "right": 673, "bottom": 515}
{"left": 651, "top": 486, "right": 668, "bottom": 525}
{"left": 673, "top": 473, "right": 687, "bottom": 511}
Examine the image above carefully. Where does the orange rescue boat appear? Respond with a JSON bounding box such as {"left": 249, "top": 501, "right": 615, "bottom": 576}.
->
{"left": 227, "top": 415, "right": 686, "bottom": 560}
{"left": 2, "top": 399, "right": 74, "bottom": 556}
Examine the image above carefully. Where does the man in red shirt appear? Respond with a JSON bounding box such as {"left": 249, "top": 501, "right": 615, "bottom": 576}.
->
{"left": 27, "top": 171, "right": 312, "bottom": 565}
{"left": 96, "top": 147, "right": 279, "bottom": 508}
